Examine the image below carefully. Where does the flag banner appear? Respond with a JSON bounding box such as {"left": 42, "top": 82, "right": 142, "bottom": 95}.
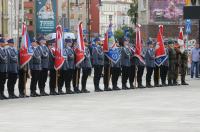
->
{"left": 135, "top": 24, "right": 145, "bottom": 64}
{"left": 155, "top": 25, "right": 167, "bottom": 66}
{"left": 75, "top": 22, "right": 85, "bottom": 66}
{"left": 19, "top": 23, "right": 33, "bottom": 68}
{"left": 54, "top": 25, "right": 65, "bottom": 70}
{"left": 104, "top": 23, "right": 121, "bottom": 64}
{"left": 103, "top": 32, "right": 109, "bottom": 52}
{"left": 159, "top": 25, "right": 164, "bottom": 36}
{"left": 178, "top": 27, "right": 185, "bottom": 53}
{"left": 105, "top": 48, "right": 121, "bottom": 64}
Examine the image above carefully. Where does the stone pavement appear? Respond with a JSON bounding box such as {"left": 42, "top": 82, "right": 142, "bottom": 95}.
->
{"left": 0, "top": 76, "right": 200, "bottom": 132}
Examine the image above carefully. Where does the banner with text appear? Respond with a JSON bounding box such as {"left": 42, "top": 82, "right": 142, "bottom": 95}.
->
{"left": 35, "top": 0, "right": 56, "bottom": 34}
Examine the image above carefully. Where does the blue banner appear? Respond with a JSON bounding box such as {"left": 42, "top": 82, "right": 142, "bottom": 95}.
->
{"left": 105, "top": 48, "right": 121, "bottom": 64}
{"left": 35, "top": 0, "right": 56, "bottom": 34}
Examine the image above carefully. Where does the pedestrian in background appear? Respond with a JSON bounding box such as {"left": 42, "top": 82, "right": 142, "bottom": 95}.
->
{"left": 191, "top": 43, "right": 200, "bottom": 78}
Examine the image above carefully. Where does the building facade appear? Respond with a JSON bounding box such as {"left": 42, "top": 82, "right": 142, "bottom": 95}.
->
{"left": 138, "top": 0, "right": 199, "bottom": 42}
{"left": 0, "top": 0, "right": 24, "bottom": 41}
{"left": 98, "top": 0, "right": 133, "bottom": 35}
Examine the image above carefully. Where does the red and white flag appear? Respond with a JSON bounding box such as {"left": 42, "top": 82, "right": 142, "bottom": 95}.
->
{"left": 159, "top": 25, "right": 164, "bottom": 36}
{"left": 155, "top": 26, "right": 166, "bottom": 58}
{"left": 103, "top": 32, "right": 109, "bottom": 52}
{"left": 135, "top": 24, "right": 145, "bottom": 64}
{"left": 155, "top": 25, "right": 167, "bottom": 66}
{"left": 75, "top": 22, "right": 85, "bottom": 66}
{"left": 178, "top": 27, "right": 185, "bottom": 53}
{"left": 54, "top": 25, "right": 65, "bottom": 70}
{"left": 19, "top": 23, "right": 33, "bottom": 68}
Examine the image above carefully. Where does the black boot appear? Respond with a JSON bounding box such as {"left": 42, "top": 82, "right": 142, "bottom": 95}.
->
{"left": 168, "top": 80, "right": 173, "bottom": 86}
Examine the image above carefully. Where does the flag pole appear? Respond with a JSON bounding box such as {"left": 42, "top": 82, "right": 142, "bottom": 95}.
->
{"left": 108, "top": 59, "right": 111, "bottom": 88}
{"left": 134, "top": 66, "right": 138, "bottom": 88}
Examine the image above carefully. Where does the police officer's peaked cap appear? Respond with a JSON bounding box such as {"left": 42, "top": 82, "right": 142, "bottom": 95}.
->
{"left": 65, "top": 38, "right": 73, "bottom": 43}
{"left": 47, "top": 39, "right": 56, "bottom": 44}
{"left": 0, "top": 38, "right": 5, "bottom": 43}
{"left": 7, "top": 39, "right": 14, "bottom": 44}
{"left": 147, "top": 40, "right": 153, "bottom": 45}
{"left": 37, "top": 36, "right": 46, "bottom": 42}
{"left": 31, "top": 37, "right": 37, "bottom": 43}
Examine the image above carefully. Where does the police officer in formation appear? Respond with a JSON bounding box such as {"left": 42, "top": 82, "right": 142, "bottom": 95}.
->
{"left": 80, "top": 39, "right": 92, "bottom": 93}
{"left": 121, "top": 38, "right": 131, "bottom": 90}
{"left": 145, "top": 41, "right": 155, "bottom": 88}
{"left": 0, "top": 38, "right": 8, "bottom": 99}
{"left": 0, "top": 35, "right": 190, "bottom": 100}
{"left": 38, "top": 37, "right": 49, "bottom": 96}
{"left": 160, "top": 41, "right": 169, "bottom": 86}
{"left": 92, "top": 38, "right": 104, "bottom": 92}
{"left": 7, "top": 39, "right": 19, "bottom": 98}
{"left": 29, "top": 38, "right": 41, "bottom": 97}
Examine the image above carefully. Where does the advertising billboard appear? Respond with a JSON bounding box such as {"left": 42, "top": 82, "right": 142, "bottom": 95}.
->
{"left": 35, "top": 0, "right": 57, "bottom": 34}
{"left": 149, "top": 0, "right": 185, "bottom": 23}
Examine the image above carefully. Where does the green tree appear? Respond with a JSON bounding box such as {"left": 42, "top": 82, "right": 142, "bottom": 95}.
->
{"left": 127, "top": 0, "right": 138, "bottom": 25}
{"left": 114, "top": 28, "right": 124, "bottom": 41}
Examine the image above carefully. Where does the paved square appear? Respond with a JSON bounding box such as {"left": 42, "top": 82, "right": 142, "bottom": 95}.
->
{"left": 0, "top": 76, "right": 200, "bottom": 132}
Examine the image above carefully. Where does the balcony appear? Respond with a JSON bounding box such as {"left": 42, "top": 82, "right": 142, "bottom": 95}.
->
{"left": 24, "top": 1, "right": 34, "bottom": 9}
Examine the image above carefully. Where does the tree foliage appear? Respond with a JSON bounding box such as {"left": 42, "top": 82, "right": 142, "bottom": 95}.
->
{"left": 127, "top": 0, "right": 138, "bottom": 25}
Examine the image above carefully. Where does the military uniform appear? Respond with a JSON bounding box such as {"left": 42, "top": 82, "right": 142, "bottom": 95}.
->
{"left": 111, "top": 48, "right": 121, "bottom": 90}
{"left": 168, "top": 42, "right": 177, "bottom": 86}
{"left": 180, "top": 50, "right": 189, "bottom": 85}
{"left": 129, "top": 46, "right": 136, "bottom": 89}
{"left": 92, "top": 45, "right": 104, "bottom": 92}
{"left": 121, "top": 46, "right": 131, "bottom": 89}
{"left": 80, "top": 47, "right": 92, "bottom": 93}
{"left": 0, "top": 38, "right": 8, "bottom": 99}
{"left": 29, "top": 45, "right": 42, "bottom": 97}
{"left": 38, "top": 38, "right": 49, "bottom": 96}
{"left": 7, "top": 39, "right": 19, "bottom": 98}
{"left": 103, "top": 55, "right": 112, "bottom": 91}
{"left": 145, "top": 46, "right": 155, "bottom": 88}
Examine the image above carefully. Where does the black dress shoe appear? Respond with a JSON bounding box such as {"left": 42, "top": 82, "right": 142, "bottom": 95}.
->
{"left": 74, "top": 89, "right": 81, "bottom": 94}
{"left": 138, "top": 85, "right": 145, "bottom": 88}
{"left": 66, "top": 90, "right": 74, "bottom": 94}
{"left": 58, "top": 90, "right": 65, "bottom": 95}
{"left": 81, "top": 89, "right": 90, "bottom": 93}
{"left": 40, "top": 92, "right": 49, "bottom": 96}
{"left": 181, "top": 82, "right": 189, "bottom": 85}
{"left": 95, "top": 88, "right": 103, "bottom": 92}
{"left": 0, "top": 94, "right": 8, "bottom": 100}
{"left": 9, "top": 94, "right": 19, "bottom": 99}
{"left": 113, "top": 86, "right": 121, "bottom": 91}
{"left": 50, "top": 91, "right": 59, "bottom": 95}
{"left": 122, "top": 85, "right": 130, "bottom": 90}
{"left": 129, "top": 85, "right": 135, "bottom": 89}
{"left": 104, "top": 87, "right": 112, "bottom": 91}
{"left": 30, "top": 92, "right": 40, "bottom": 97}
